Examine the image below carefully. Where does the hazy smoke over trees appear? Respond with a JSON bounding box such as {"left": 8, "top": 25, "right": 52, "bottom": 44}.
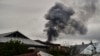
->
{"left": 44, "top": 0, "right": 97, "bottom": 42}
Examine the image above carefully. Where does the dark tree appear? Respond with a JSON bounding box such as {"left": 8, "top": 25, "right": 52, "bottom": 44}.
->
{"left": 0, "top": 40, "right": 28, "bottom": 56}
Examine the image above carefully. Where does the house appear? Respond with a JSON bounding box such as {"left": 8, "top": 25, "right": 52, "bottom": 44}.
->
{"left": 0, "top": 31, "right": 48, "bottom": 50}
{"left": 76, "top": 42, "right": 100, "bottom": 55}
{"left": 0, "top": 31, "right": 54, "bottom": 56}
{"left": 81, "top": 43, "right": 100, "bottom": 55}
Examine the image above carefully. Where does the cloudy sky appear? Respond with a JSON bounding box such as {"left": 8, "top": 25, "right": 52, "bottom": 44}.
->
{"left": 0, "top": 0, "right": 100, "bottom": 45}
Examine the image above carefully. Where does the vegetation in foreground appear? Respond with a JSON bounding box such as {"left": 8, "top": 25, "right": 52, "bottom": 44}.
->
{"left": 0, "top": 40, "right": 28, "bottom": 56}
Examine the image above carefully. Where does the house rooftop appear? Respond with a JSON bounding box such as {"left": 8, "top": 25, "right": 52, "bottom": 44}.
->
{"left": 0, "top": 31, "right": 46, "bottom": 46}
{"left": 0, "top": 31, "right": 29, "bottom": 39}
{"left": 76, "top": 44, "right": 90, "bottom": 53}
{"left": 35, "top": 40, "right": 60, "bottom": 46}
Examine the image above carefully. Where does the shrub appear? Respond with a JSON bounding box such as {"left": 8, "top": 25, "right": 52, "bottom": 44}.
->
{"left": 0, "top": 40, "right": 28, "bottom": 56}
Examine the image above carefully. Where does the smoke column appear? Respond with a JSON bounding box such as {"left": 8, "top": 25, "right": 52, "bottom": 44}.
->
{"left": 62, "top": 0, "right": 97, "bottom": 22}
{"left": 78, "top": 0, "right": 97, "bottom": 22}
{"left": 44, "top": 0, "right": 97, "bottom": 42}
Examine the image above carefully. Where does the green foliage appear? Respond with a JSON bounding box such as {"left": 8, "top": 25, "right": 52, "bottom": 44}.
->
{"left": 0, "top": 40, "right": 28, "bottom": 56}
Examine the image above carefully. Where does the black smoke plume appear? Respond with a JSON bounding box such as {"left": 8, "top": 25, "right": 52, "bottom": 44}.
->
{"left": 44, "top": 3, "right": 87, "bottom": 42}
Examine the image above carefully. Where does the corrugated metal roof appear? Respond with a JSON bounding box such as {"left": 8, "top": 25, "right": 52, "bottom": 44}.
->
{"left": 0, "top": 31, "right": 16, "bottom": 37}
{"left": 0, "top": 37, "right": 46, "bottom": 46}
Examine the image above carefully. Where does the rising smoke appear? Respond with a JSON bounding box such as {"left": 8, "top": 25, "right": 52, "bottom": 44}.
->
{"left": 78, "top": 0, "right": 97, "bottom": 22}
{"left": 44, "top": 0, "right": 97, "bottom": 42}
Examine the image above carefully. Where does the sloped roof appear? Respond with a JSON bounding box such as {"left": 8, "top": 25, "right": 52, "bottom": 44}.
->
{"left": 0, "top": 31, "right": 16, "bottom": 37}
{"left": 80, "top": 43, "right": 100, "bottom": 54}
{"left": 35, "top": 40, "right": 60, "bottom": 46}
{"left": 0, "top": 31, "right": 29, "bottom": 39}
{"left": 0, "top": 31, "right": 46, "bottom": 46}
{"left": 76, "top": 44, "right": 90, "bottom": 53}
{"left": 0, "top": 37, "right": 46, "bottom": 46}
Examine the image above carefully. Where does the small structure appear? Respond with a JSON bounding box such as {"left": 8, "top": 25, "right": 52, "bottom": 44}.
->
{"left": 76, "top": 42, "right": 100, "bottom": 55}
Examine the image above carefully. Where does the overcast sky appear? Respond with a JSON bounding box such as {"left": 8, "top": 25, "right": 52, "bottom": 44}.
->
{"left": 0, "top": 0, "right": 100, "bottom": 45}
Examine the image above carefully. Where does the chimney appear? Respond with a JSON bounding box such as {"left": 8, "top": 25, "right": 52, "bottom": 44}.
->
{"left": 82, "top": 42, "right": 84, "bottom": 45}
{"left": 90, "top": 40, "right": 93, "bottom": 45}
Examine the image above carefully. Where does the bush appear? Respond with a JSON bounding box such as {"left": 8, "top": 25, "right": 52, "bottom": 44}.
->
{"left": 0, "top": 40, "right": 28, "bottom": 56}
